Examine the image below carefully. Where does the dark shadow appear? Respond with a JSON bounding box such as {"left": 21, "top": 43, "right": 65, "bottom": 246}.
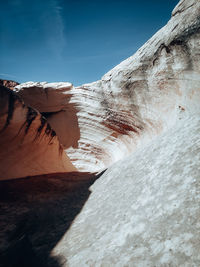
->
{"left": 0, "top": 170, "right": 106, "bottom": 267}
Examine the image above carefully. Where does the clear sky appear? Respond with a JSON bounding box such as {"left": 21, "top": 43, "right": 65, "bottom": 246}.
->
{"left": 0, "top": 0, "right": 179, "bottom": 86}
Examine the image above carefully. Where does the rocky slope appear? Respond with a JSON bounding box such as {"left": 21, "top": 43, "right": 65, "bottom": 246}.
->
{"left": 15, "top": 0, "right": 200, "bottom": 173}
{"left": 0, "top": 85, "right": 76, "bottom": 180}
{"left": 0, "top": 0, "right": 200, "bottom": 265}
{"left": 52, "top": 113, "right": 200, "bottom": 267}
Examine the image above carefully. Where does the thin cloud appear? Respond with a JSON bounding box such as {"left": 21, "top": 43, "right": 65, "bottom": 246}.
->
{"left": 49, "top": 0, "right": 66, "bottom": 59}
{"left": 0, "top": 73, "right": 19, "bottom": 79}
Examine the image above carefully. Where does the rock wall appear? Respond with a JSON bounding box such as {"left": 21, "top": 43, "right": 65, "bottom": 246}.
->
{"left": 1, "top": 0, "right": 200, "bottom": 265}
{"left": 53, "top": 114, "right": 200, "bottom": 266}
{"left": 0, "top": 79, "right": 19, "bottom": 90}
{"left": 0, "top": 85, "right": 76, "bottom": 180}
{"left": 15, "top": 82, "right": 80, "bottom": 150}
{"left": 15, "top": 0, "right": 200, "bottom": 172}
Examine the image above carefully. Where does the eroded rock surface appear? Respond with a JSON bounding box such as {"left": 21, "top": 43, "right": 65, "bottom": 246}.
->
{"left": 0, "top": 85, "right": 76, "bottom": 180}
{"left": 0, "top": 79, "right": 19, "bottom": 90}
{"left": 15, "top": 82, "right": 80, "bottom": 150}
{"left": 0, "top": 0, "right": 200, "bottom": 266}
{"left": 15, "top": 0, "right": 200, "bottom": 172}
{"left": 52, "top": 114, "right": 200, "bottom": 266}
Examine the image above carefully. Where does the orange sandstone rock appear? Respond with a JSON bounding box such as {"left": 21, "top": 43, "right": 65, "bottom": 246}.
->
{"left": 0, "top": 85, "right": 76, "bottom": 180}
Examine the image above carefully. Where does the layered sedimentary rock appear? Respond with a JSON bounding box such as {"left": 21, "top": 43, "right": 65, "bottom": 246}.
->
{"left": 0, "top": 85, "right": 76, "bottom": 180}
{"left": 15, "top": 0, "right": 200, "bottom": 172}
{"left": 15, "top": 82, "right": 80, "bottom": 150}
{"left": 54, "top": 1, "right": 200, "bottom": 264}
{"left": 1, "top": 0, "right": 200, "bottom": 266}
{"left": 0, "top": 79, "right": 19, "bottom": 90}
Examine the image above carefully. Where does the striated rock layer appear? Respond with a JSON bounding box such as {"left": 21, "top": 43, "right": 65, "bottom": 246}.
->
{"left": 15, "top": 0, "right": 200, "bottom": 172}
{"left": 0, "top": 85, "right": 76, "bottom": 180}
{"left": 1, "top": 0, "right": 200, "bottom": 265}
{"left": 15, "top": 82, "right": 80, "bottom": 151}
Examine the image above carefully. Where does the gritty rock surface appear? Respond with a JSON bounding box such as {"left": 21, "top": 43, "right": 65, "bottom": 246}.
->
{"left": 0, "top": 172, "right": 98, "bottom": 266}
{"left": 52, "top": 114, "right": 200, "bottom": 266}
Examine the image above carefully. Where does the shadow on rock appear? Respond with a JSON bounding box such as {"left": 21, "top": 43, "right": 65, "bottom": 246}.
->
{"left": 0, "top": 170, "right": 106, "bottom": 266}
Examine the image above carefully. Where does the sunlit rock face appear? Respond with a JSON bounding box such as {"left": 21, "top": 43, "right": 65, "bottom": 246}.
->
{"left": 15, "top": 0, "right": 200, "bottom": 173}
{"left": 0, "top": 85, "right": 76, "bottom": 180}
{"left": 52, "top": 114, "right": 200, "bottom": 266}
{"left": 1, "top": 0, "right": 200, "bottom": 266}
{"left": 15, "top": 82, "right": 80, "bottom": 151}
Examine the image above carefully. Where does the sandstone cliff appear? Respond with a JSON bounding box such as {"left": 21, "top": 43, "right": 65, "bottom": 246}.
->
{"left": 15, "top": 0, "right": 200, "bottom": 172}
{"left": 0, "top": 85, "right": 76, "bottom": 180}
{"left": 1, "top": 0, "right": 200, "bottom": 265}
{"left": 0, "top": 79, "right": 19, "bottom": 90}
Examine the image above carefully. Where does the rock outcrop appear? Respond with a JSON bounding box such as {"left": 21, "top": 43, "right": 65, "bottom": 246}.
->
{"left": 15, "top": 0, "right": 200, "bottom": 172}
{"left": 0, "top": 0, "right": 200, "bottom": 266}
{"left": 0, "top": 79, "right": 19, "bottom": 90}
{"left": 15, "top": 82, "right": 80, "bottom": 151}
{"left": 52, "top": 114, "right": 200, "bottom": 267}
{"left": 0, "top": 85, "right": 76, "bottom": 180}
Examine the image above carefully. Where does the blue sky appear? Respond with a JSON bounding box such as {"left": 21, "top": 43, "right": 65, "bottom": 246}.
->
{"left": 0, "top": 0, "right": 179, "bottom": 86}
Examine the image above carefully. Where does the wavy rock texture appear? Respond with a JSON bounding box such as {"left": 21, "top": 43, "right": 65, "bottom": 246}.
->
{"left": 15, "top": 0, "right": 200, "bottom": 172}
{"left": 0, "top": 85, "right": 76, "bottom": 180}
{"left": 15, "top": 82, "right": 80, "bottom": 150}
{"left": 1, "top": 0, "right": 200, "bottom": 266}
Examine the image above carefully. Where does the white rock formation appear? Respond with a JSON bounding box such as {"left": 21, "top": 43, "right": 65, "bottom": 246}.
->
{"left": 50, "top": 1, "right": 200, "bottom": 263}
{"left": 15, "top": 0, "right": 200, "bottom": 173}
{"left": 0, "top": 85, "right": 76, "bottom": 180}
{"left": 1, "top": 0, "right": 200, "bottom": 265}
{"left": 52, "top": 114, "right": 200, "bottom": 266}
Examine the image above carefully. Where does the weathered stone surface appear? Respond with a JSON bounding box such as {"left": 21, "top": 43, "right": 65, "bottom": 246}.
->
{"left": 0, "top": 85, "right": 76, "bottom": 180}
{"left": 15, "top": 82, "right": 81, "bottom": 151}
{"left": 0, "top": 79, "right": 19, "bottom": 90}
{"left": 1, "top": 0, "right": 200, "bottom": 265}
{"left": 15, "top": 0, "right": 200, "bottom": 173}
{"left": 52, "top": 114, "right": 200, "bottom": 266}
